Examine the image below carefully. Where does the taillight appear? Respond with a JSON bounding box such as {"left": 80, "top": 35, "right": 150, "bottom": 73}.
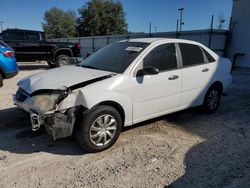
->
{"left": 76, "top": 43, "right": 81, "bottom": 50}
{"left": 2, "top": 50, "right": 15, "bottom": 57}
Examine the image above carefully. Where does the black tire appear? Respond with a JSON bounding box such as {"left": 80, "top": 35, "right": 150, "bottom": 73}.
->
{"left": 47, "top": 61, "right": 56, "bottom": 68}
{"left": 0, "top": 74, "right": 3, "bottom": 87}
{"left": 55, "top": 55, "right": 70, "bottom": 67}
{"left": 202, "top": 85, "right": 222, "bottom": 114}
{"left": 75, "top": 105, "right": 122, "bottom": 153}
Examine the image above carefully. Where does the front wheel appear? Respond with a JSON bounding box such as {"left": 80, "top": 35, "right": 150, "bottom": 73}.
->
{"left": 202, "top": 86, "right": 222, "bottom": 113}
{"left": 75, "top": 106, "right": 122, "bottom": 153}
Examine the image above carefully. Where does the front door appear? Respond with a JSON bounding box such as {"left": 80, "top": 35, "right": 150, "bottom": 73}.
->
{"left": 132, "top": 43, "right": 182, "bottom": 123}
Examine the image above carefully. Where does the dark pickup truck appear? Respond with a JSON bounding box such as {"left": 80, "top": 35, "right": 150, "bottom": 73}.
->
{"left": 0, "top": 29, "right": 81, "bottom": 67}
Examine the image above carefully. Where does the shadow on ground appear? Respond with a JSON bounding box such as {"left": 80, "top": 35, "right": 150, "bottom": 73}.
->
{"left": 166, "top": 70, "right": 250, "bottom": 187}
{"left": 0, "top": 107, "right": 85, "bottom": 156}
{"left": 17, "top": 62, "right": 49, "bottom": 70}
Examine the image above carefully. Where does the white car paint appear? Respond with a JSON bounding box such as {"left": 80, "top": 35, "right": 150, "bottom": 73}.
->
{"left": 17, "top": 65, "right": 113, "bottom": 94}
{"left": 14, "top": 38, "right": 232, "bottom": 135}
{"left": 58, "top": 39, "right": 232, "bottom": 126}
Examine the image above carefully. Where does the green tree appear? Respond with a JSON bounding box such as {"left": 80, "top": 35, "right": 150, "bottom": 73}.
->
{"left": 42, "top": 7, "right": 77, "bottom": 38}
{"left": 77, "top": 0, "right": 127, "bottom": 36}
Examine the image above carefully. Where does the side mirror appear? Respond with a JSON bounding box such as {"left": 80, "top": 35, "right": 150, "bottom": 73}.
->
{"left": 137, "top": 66, "right": 159, "bottom": 76}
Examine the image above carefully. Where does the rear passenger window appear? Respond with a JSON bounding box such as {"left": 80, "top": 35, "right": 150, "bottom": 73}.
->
{"left": 2, "top": 31, "right": 25, "bottom": 41}
{"left": 179, "top": 43, "right": 205, "bottom": 67}
{"left": 202, "top": 47, "right": 216, "bottom": 62}
{"left": 143, "top": 43, "right": 177, "bottom": 72}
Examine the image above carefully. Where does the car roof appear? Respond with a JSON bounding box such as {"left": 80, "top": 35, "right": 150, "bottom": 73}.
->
{"left": 120, "top": 38, "right": 202, "bottom": 45}
{"left": 120, "top": 37, "right": 219, "bottom": 62}
{"left": 2, "top": 28, "right": 44, "bottom": 33}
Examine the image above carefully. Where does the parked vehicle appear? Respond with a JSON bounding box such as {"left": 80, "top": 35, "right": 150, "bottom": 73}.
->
{"left": 0, "top": 29, "right": 81, "bottom": 67}
{"left": 0, "top": 39, "right": 18, "bottom": 87}
{"left": 13, "top": 38, "right": 232, "bottom": 152}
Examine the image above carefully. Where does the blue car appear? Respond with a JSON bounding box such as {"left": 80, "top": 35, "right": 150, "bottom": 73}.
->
{"left": 0, "top": 39, "right": 18, "bottom": 87}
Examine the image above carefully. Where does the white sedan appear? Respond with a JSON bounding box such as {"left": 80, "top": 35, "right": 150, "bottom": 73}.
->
{"left": 14, "top": 38, "right": 232, "bottom": 152}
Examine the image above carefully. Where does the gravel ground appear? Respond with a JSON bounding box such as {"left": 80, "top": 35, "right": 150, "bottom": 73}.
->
{"left": 0, "top": 62, "right": 250, "bottom": 188}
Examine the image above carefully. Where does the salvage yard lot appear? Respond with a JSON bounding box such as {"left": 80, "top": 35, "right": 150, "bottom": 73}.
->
{"left": 0, "top": 62, "right": 250, "bottom": 188}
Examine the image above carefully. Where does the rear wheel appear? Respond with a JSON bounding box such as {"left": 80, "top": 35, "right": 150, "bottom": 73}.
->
{"left": 75, "top": 105, "right": 122, "bottom": 153}
{"left": 55, "top": 55, "right": 70, "bottom": 67}
{"left": 203, "top": 85, "right": 222, "bottom": 113}
{"left": 0, "top": 74, "right": 3, "bottom": 87}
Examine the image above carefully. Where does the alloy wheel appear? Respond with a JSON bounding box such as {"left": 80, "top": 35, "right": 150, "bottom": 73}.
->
{"left": 207, "top": 90, "right": 220, "bottom": 110}
{"left": 89, "top": 114, "right": 117, "bottom": 147}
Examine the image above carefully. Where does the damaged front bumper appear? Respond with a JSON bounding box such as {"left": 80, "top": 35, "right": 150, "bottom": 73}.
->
{"left": 13, "top": 92, "right": 80, "bottom": 140}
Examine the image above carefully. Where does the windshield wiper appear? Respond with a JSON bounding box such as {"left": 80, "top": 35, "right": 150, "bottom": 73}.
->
{"left": 81, "top": 65, "right": 100, "bottom": 70}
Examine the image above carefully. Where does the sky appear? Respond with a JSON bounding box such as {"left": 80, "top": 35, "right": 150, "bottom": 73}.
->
{"left": 0, "top": 0, "right": 233, "bottom": 33}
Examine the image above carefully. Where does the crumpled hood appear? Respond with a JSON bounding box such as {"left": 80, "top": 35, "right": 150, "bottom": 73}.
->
{"left": 18, "top": 65, "right": 113, "bottom": 94}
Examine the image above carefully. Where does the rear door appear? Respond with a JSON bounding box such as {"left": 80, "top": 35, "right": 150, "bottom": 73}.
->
{"left": 178, "top": 43, "right": 216, "bottom": 107}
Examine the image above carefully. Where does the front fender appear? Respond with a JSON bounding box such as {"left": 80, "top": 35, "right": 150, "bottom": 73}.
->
{"left": 57, "top": 90, "right": 133, "bottom": 126}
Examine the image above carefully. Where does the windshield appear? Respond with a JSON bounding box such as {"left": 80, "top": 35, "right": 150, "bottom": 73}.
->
{"left": 79, "top": 42, "right": 149, "bottom": 73}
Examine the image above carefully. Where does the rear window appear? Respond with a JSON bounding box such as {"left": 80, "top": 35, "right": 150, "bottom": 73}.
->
{"left": 202, "top": 47, "right": 216, "bottom": 62}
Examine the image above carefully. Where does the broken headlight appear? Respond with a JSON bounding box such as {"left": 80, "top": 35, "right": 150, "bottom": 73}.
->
{"left": 26, "top": 90, "right": 68, "bottom": 113}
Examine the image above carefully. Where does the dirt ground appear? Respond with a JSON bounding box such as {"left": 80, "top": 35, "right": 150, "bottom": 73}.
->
{"left": 0, "top": 62, "right": 250, "bottom": 188}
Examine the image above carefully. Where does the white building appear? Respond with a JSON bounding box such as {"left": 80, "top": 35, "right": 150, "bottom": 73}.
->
{"left": 228, "top": 0, "right": 250, "bottom": 68}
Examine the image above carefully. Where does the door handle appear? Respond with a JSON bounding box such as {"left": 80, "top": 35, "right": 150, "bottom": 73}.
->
{"left": 168, "top": 75, "right": 179, "bottom": 80}
{"left": 202, "top": 68, "right": 209, "bottom": 72}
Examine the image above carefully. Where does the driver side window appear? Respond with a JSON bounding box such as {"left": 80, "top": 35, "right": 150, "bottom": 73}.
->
{"left": 143, "top": 43, "right": 177, "bottom": 72}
